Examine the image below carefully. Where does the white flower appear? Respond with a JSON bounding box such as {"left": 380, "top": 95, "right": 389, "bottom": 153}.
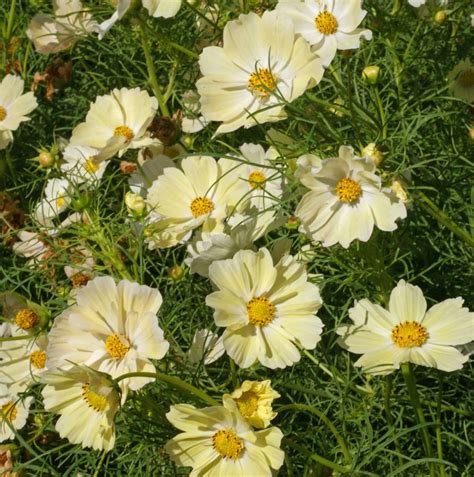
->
{"left": 448, "top": 59, "right": 474, "bottom": 103}
{"left": 165, "top": 400, "right": 284, "bottom": 476}
{"left": 0, "top": 385, "right": 33, "bottom": 442}
{"left": 187, "top": 329, "right": 225, "bottom": 365}
{"left": 60, "top": 144, "right": 109, "bottom": 186}
{"left": 128, "top": 154, "right": 175, "bottom": 197}
{"left": 41, "top": 366, "right": 119, "bottom": 451}
{"left": 408, "top": 0, "right": 426, "bottom": 6}
{"left": 0, "top": 75, "right": 38, "bottom": 136}
{"left": 145, "top": 156, "right": 247, "bottom": 249}
{"left": 13, "top": 231, "right": 51, "bottom": 262}
{"left": 33, "top": 178, "right": 72, "bottom": 227}
{"left": 0, "top": 335, "right": 48, "bottom": 392}
{"left": 46, "top": 276, "right": 169, "bottom": 399}
{"left": 96, "top": 0, "right": 181, "bottom": 39}
{"left": 206, "top": 248, "right": 324, "bottom": 369}
{"left": 295, "top": 146, "right": 407, "bottom": 248}
{"left": 181, "top": 90, "right": 209, "bottom": 134}
{"left": 186, "top": 210, "right": 279, "bottom": 277}
{"left": 70, "top": 87, "right": 159, "bottom": 161}
{"left": 337, "top": 280, "right": 474, "bottom": 375}
{"left": 26, "top": 0, "right": 96, "bottom": 54}
{"left": 197, "top": 11, "right": 323, "bottom": 135}
{"left": 275, "top": 0, "right": 372, "bottom": 67}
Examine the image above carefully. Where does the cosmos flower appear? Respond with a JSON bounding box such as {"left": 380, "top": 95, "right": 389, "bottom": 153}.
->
{"left": 337, "top": 280, "right": 474, "bottom": 375}
{"left": 0, "top": 385, "right": 33, "bottom": 442}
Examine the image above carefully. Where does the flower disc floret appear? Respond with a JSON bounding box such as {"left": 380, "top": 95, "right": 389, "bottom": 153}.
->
{"left": 248, "top": 171, "right": 266, "bottom": 189}
{"left": 15, "top": 309, "right": 38, "bottom": 330}
{"left": 234, "top": 391, "right": 259, "bottom": 417}
{"left": 81, "top": 383, "right": 108, "bottom": 412}
{"left": 105, "top": 334, "right": 130, "bottom": 359}
{"left": 212, "top": 429, "right": 245, "bottom": 459}
{"left": 391, "top": 321, "right": 428, "bottom": 348}
{"left": 113, "top": 125, "right": 134, "bottom": 142}
{"left": 0, "top": 106, "right": 6, "bottom": 121}
{"left": 247, "top": 297, "right": 275, "bottom": 326}
{"left": 248, "top": 68, "right": 277, "bottom": 98}
{"left": 30, "top": 350, "right": 46, "bottom": 369}
{"left": 190, "top": 197, "right": 214, "bottom": 218}
{"left": 1, "top": 402, "right": 17, "bottom": 422}
{"left": 315, "top": 11, "right": 338, "bottom": 35}
{"left": 336, "top": 178, "right": 362, "bottom": 203}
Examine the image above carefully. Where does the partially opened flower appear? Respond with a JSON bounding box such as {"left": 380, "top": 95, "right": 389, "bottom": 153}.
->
{"left": 70, "top": 87, "right": 158, "bottom": 161}
{"left": 165, "top": 400, "right": 284, "bottom": 475}
{"left": 13, "top": 231, "right": 51, "bottom": 263}
{"left": 206, "top": 248, "right": 324, "bottom": 369}
{"left": 337, "top": 280, "right": 474, "bottom": 375}
{"left": 0, "top": 385, "right": 33, "bottom": 442}
{"left": 224, "top": 380, "right": 280, "bottom": 429}
{"left": 33, "top": 178, "right": 72, "bottom": 227}
{"left": 41, "top": 366, "right": 119, "bottom": 451}
{"left": 187, "top": 329, "right": 225, "bottom": 365}
{"left": 448, "top": 59, "right": 474, "bottom": 103}
{"left": 60, "top": 144, "right": 109, "bottom": 186}
{"left": 26, "top": 0, "right": 96, "bottom": 54}
{"left": 197, "top": 11, "right": 323, "bottom": 135}
{"left": 0, "top": 335, "right": 48, "bottom": 392}
{"left": 0, "top": 75, "right": 38, "bottom": 137}
{"left": 275, "top": 0, "right": 372, "bottom": 67}
{"left": 46, "top": 276, "right": 169, "bottom": 399}
{"left": 295, "top": 146, "right": 407, "bottom": 248}
{"left": 145, "top": 156, "right": 247, "bottom": 249}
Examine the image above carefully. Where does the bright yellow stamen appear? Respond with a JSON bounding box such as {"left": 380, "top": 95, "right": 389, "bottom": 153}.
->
{"left": 235, "top": 391, "right": 259, "bottom": 417}
{"left": 458, "top": 69, "right": 474, "bottom": 88}
{"left": 0, "top": 106, "right": 6, "bottom": 121}
{"left": 15, "top": 309, "right": 38, "bottom": 330}
{"left": 105, "top": 334, "right": 129, "bottom": 359}
{"left": 248, "top": 68, "right": 277, "bottom": 98}
{"left": 247, "top": 297, "right": 275, "bottom": 327}
{"left": 113, "top": 125, "right": 134, "bottom": 142}
{"left": 315, "top": 11, "right": 338, "bottom": 35}
{"left": 190, "top": 197, "right": 214, "bottom": 218}
{"left": 335, "top": 178, "right": 362, "bottom": 203}
{"left": 248, "top": 171, "right": 266, "bottom": 189}
{"left": 81, "top": 383, "right": 108, "bottom": 412}
{"left": 85, "top": 157, "right": 99, "bottom": 173}
{"left": 212, "top": 430, "right": 244, "bottom": 460}
{"left": 56, "top": 196, "right": 66, "bottom": 208}
{"left": 1, "top": 402, "right": 17, "bottom": 423}
{"left": 30, "top": 350, "right": 46, "bottom": 369}
{"left": 392, "top": 321, "right": 428, "bottom": 348}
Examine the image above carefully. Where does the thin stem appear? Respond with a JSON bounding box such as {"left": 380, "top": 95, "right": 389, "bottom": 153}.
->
{"left": 137, "top": 17, "right": 170, "bottom": 117}
{"left": 373, "top": 87, "right": 388, "bottom": 140}
{"left": 278, "top": 403, "right": 351, "bottom": 464}
{"left": 436, "top": 373, "right": 446, "bottom": 477}
{"left": 401, "top": 363, "right": 435, "bottom": 476}
{"left": 285, "top": 438, "right": 351, "bottom": 473}
{"left": 417, "top": 191, "right": 474, "bottom": 247}
{"left": 114, "top": 371, "right": 218, "bottom": 406}
{"left": 384, "top": 376, "right": 404, "bottom": 465}
{"left": 6, "top": 0, "right": 16, "bottom": 40}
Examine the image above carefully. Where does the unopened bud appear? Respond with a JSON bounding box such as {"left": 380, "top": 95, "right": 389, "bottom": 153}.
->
{"left": 168, "top": 265, "right": 184, "bottom": 281}
{"left": 125, "top": 192, "right": 146, "bottom": 215}
{"left": 391, "top": 179, "right": 409, "bottom": 204}
{"left": 361, "top": 143, "right": 384, "bottom": 167}
{"left": 38, "top": 151, "right": 54, "bottom": 168}
{"left": 434, "top": 10, "right": 448, "bottom": 25}
{"left": 286, "top": 216, "right": 300, "bottom": 230}
{"left": 362, "top": 65, "right": 380, "bottom": 85}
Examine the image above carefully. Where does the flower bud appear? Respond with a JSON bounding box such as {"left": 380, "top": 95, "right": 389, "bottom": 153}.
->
{"left": 361, "top": 143, "right": 384, "bottom": 167}
{"left": 125, "top": 192, "right": 146, "bottom": 215}
{"left": 362, "top": 65, "right": 380, "bottom": 85}
{"left": 391, "top": 179, "right": 409, "bottom": 204}
{"left": 38, "top": 150, "right": 54, "bottom": 168}
{"left": 434, "top": 10, "right": 448, "bottom": 25}
{"left": 286, "top": 216, "right": 300, "bottom": 230}
{"left": 168, "top": 264, "right": 184, "bottom": 281}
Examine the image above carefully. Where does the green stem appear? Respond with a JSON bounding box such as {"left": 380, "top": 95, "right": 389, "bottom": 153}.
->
{"left": 390, "top": 0, "right": 402, "bottom": 15}
{"left": 5, "top": 0, "right": 16, "bottom": 40}
{"left": 114, "top": 371, "right": 218, "bottom": 406}
{"left": 373, "top": 87, "right": 388, "bottom": 140}
{"left": 278, "top": 403, "right": 351, "bottom": 464}
{"left": 436, "top": 373, "right": 446, "bottom": 477}
{"left": 137, "top": 17, "right": 170, "bottom": 117}
{"left": 384, "top": 376, "right": 404, "bottom": 465}
{"left": 285, "top": 438, "right": 351, "bottom": 473}
{"left": 417, "top": 191, "right": 474, "bottom": 247}
{"left": 401, "top": 363, "right": 435, "bottom": 476}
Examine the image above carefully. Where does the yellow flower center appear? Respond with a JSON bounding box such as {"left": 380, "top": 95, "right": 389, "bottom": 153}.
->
{"left": 85, "top": 157, "right": 99, "bottom": 173}
{"left": 335, "top": 178, "right": 362, "bottom": 203}
{"left": 212, "top": 429, "right": 244, "bottom": 460}
{"left": 247, "top": 68, "right": 277, "bottom": 98}
{"left": 190, "top": 197, "right": 214, "bottom": 218}
{"left": 81, "top": 384, "right": 108, "bottom": 412}
{"left": 15, "top": 309, "right": 38, "bottom": 330}
{"left": 105, "top": 334, "right": 130, "bottom": 359}
{"left": 247, "top": 297, "right": 275, "bottom": 327}
{"left": 315, "top": 11, "right": 338, "bottom": 35}
{"left": 235, "top": 391, "right": 259, "bottom": 417}
{"left": 56, "top": 196, "right": 66, "bottom": 208}
{"left": 113, "top": 125, "right": 134, "bottom": 142}
{"left": 458, "top": 69, "right": 474, "bottom": 88}
{"left": 1, "top": 402, "right": 17, "bottom": 423}
{"left": 30, "top": 350, "right": 46, "bottom": 369}
{"left": 0, "top": 106, "right": 6, "bottom": 121}
{"left": 248, "top": 171, "right": 266, "bottom": 189}
{"left": 391, "top": 321, "right": 429, "bottom": 348}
